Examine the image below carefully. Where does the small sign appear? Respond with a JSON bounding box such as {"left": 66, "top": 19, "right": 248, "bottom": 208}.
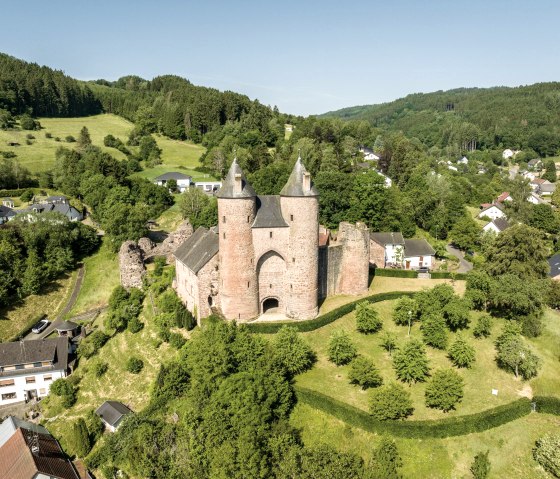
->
{"left": 491, "top": 389, "right": 498, "bottom": 396}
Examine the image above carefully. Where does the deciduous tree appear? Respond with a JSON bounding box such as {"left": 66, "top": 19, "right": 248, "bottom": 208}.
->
{"left": 425, "top": 369, "right": 464, "bottom": 412}
{"left": 393, "top": 339, "right": 430, "bottom": 384}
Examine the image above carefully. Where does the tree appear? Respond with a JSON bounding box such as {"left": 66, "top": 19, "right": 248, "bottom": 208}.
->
{"left": 300, "top": 445, "right": 364, "bottom": 479}
{"left": 179, "top": 187, "right": 213, "bottom": 228}
{"left": 380, "top": 332, "right": 397, "bottom": 356}
{"left": 421, "top": 314, "right": 449, "bottom": 349}
{"left": 393, "top": 296, "right": 418, "bottom": 335}
{"left": 533, "top": 434, "right": 560, "bottom": 478}
{"left": 542, "top": 159, "right": 557, "bottom": 182}
{"left": 449, "top": 215, "right": 481, "bottom": 251}
{"left": 528, "top": 204, "right": 560, "bottom": 234}
{"left": 69, "top": 418, "right": 92, "bottom": 458}
{"left": 139, "top": 135, "right": 162, "bottom": 165}
{"left": 473, "top": 315, "right": 493, "bottom": 338}
{"left": 425, "top": 369, "right": 464, "bottom": 412}
{"left": 328, "top": 330, "right": 357, "bottom": 366}
{"left": 369, "top": 383, "right": 414, "bottom": 420}
{"left": 348, "top": 356, "right": 383, "bottom": 389}
{"left": 355, "top": 301, "right": 382, "bottom": 334}
{"left": 77, "top": 126, "right": 91, "bottom": 149}
{"left": 466, "top": 271, "right": 494, "bottom": 310}
{"left": 496, "top": 335, "right": 540, "bottom": 379}
{"left": 443, "top": 298, "right": 471, "bottom": 330}
{"left": 488, "top": 274, "right": 545, "bottom": 319}
{"left": 392, "top": 339, "right": 430, "bottom": 384}
{"left": 448, "top": 335, "right": 476, "bottom": 368}
{"left": 470, "top": 450, "right": 491, "bottom": 479}
{"left": 272, "top": 326, "right": 316, "bottom": 377}
{"left": 367, "top": 436, "right": 403, "bottom": 479}
{"left": 20, "top": 114, "right": 39, "bottom": 130}
{"left": 126, "top": 357, "right": 144, "bottom": 374}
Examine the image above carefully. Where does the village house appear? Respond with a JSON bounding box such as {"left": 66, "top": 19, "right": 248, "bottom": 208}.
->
{"left": 483, "top": 218, "right": 510, "bottom": 234}
{"left": 496, "top": 191, "right": 512, "bottom": 203}
{"left": 0, "top": 204, "right": 16, "bottom": 224}
{"left": 457, "top": 156, "right": 469, "bottom": 165}
{"left": 21, "top": 203, "right": 83, "bottom": 222}
{"left": 95, "top": 401, "right": 133, "bottom": 433}
{"left": 522, "top": 170, "right": 538, "bottom": 181}
{"left": 370, "top": 232, "right": 405, "bottom": 268}
{"left": 2, "top": 197, "right": 14, "bottom": 208}
{"left": 502, "top": 149, "right": 519, "bottom": 160}
{"left": 478, "top": 202, "right": 506, "bottom": 220}
{"left": 42, "top": 196, "right": 69, "bottom": 205}
{"left": 530, "top": 178, "right": 548, "bottom": 191}
{"left": 527, "top": 192, "right": 545, "bottom": 204}
{"left": 154, "top": 172, "right": 192, "bottom": 192}
{"left": 0, "top": 416, "right": 82, "bottom": 479}
{"left": 528, "top": 158, "right": 543, "bottom": 171}
{"left": 537, "top": 182, "right": 556, "bottom": 197}
{"left": 0, "top": 337, "right": 69, "bottom": 406}
{"left": 375, "top": 170, "right": 392, "bottom": 187}
{"left": 359, "top": 146, "right": 380, "bottom": 161}
{"left": 194, "top": 180, "right": 223, "bottom": 194}
{"left": 402, "top": 239, "right": 436, "bottom": 270}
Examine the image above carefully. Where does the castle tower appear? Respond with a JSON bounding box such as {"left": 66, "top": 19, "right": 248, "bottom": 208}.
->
{"left": 280, "top": 157, "right": 319, "bottom": 319}
{"left": 337, "top": 222, "right": 370, "bottom": 295}
{"left": 217, "top": 159, "right": 259, "bottom": 320}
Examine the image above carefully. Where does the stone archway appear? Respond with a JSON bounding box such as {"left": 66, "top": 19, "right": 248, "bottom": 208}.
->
{"left": 262, "top": 297, "right": 280, "bottom": 313}
{"left": 257, "top": 251, "right": 286, "bottom": 313}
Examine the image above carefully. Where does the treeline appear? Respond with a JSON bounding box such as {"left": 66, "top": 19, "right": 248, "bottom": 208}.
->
{"left": 0, "top": 53, "right": 101, "bottom": 117}
{"left": 0, "top": 214, "right": 99, "bottom": 306}
{"left": 324, "top": 83, "right": 560, "bottom": 155}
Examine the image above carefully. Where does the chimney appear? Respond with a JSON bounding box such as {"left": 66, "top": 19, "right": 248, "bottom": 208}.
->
{"left": 234, "top": 173, "right": 242, "bottom": 194}
{"left": 303, "top": 172, "right": 311, "bottom": 192}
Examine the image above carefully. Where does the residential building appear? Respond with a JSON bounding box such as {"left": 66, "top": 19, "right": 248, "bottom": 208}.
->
{"left": 530, "top": 178, "right": 547, "bottom": 191}
{"left": 154, "top": 172, "right": 192, "bottom": 192}
{"left": 502, "top": 149, "right": 519, "bottom": 159}
{"left": 1, "top": 197, "right": 14, "bottom": 208}
{"left": 548, "top": 253, "right": 560, "bottom": 281}
{"left": 538, "top": 182, "right": 556, "bottom": 197}
{"left": 95, "top": 401, "right": 133, "bottom": 433}
{"left": 0, "top": 205, "right": 16, "bottom": 224}
{"left": 402, "top": 239, "right": 435, "bottom": 270}
{"left": 359, "top": 146, "right": 380, "bottom": 161}
{"left": 370, "top": 232, "right": 405, "bottom": 268}
{"left": 483, "top": 218, "right": 510, "bottom": 234}
{"left": 43, "top": 196, "right": 68, "bottom": 205}
{"left": 375, "top": 170, "right": 392, "bottom": 187}
{"left": 527, "top": 192, "right": 545, "bottom": 205}
{"left": 478, "top": 202, "right": 506, "bottom": 220}
{"left": 457, "top": 156, "right": 469, "bottom": 165}
{"left": 496, "top": 191, "right": 512, "bottom": 203}
{"left": 194, "top": 181, "right": 223, "bottom": 194}
{"left": 20, "top": 203, "right": 83, "bottom": 222}
{"left": 528, "top": 158, "right": 543, "bottom": 171}
{"left": 0, "top": 338, "right": 69, "bottom": 406}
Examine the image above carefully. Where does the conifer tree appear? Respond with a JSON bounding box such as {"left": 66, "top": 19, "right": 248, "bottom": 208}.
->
{"left": 448, "top": 334, "right": 476, "bottom": 368}
{"left": 470, "top": 450, "right": 491, "bottom": 479}
{"left": 367, "top": 436, "right": 403, "bottom": 479}
{"left": 77, "top": 126, "right": 92, "bottom": 149}
{"left": 69, "top": 418, "right": 91, "bottom": 458}
{"left": 421, "top": 314, "right": 449, "bottom": 349}
{"left": 356, "top": 301, "right": 382, "bottom": 334}
{"left": 328, "top": 330, "right": 357, "bottom": 366}
{"left": 393, "top": 339, "right": 430, "bottom": 384}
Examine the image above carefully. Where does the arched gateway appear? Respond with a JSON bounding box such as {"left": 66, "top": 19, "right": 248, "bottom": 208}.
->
{"left": 257, "top": 250, "right": 286, "bottom": 314}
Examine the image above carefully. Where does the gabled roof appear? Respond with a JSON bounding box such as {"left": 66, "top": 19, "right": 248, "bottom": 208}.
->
{"left": 539, "top": 183, "right": 556, "bottom": 193}
{"left": 496, "top": 192, "right": 511, "bottom": 202}
{"left": 403, "top": 239, "right": 435, "bottom": 257}
{"left": 479, "top": 202, "right": 505, "bottom": 215}
{"left": 45, "top": 196, "right": 67, "bottom": 203}
{"left": 370, "top": 232, "right": 404, "bottom": 246}
{"left": 95, "top": 401, "right": 133, "bottom": 427}
{"left": 154, "top": 172, "right": 192, "bottom": 181}
{"left": 0, "top": 428, "right": 80, "bottom": 479}
{"left": 216, "top": 159, "right": 256, "bottom": 199}
{"left": 174, "top": 226, "right": 219, "bottom": 274}
{"left": 528, "top": 158, "right": 542, "bottom": 166}
{"left": 548, "top": 253, "right": 560, "bottom": 278}
{"left": 0, "top": 205, "right": 15, "bottom": 217}
{"left": 489, "top": 218, "right": 510, "bottom": 232}
{"left": 252, "top": 196, "right": 288, "bottom": 228}
{"left": 280, "top": 157, "right": 319, "bottom": 197}
{"left": 530, "top": 178, "right": 547, "bottom": 185}
{"left": 23, "top": 203, "right": 82, "bottom": 221}
{"left": 0, "top": 337, "right": 68, "bottom": 376}
{"left": 54, "top": 320, "right": 79, "bottom": 332}
{"left": 0, "top": 417, "right": 49, "bottom": 449}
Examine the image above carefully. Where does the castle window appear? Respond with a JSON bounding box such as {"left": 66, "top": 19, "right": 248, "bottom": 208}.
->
{"left": 223, "top": 232, "right": 226, "bottom": 239}
{"left": 247, "top": 215, "right": 250, "bottom": 223}
{"left": 247, "top": 281, "right": 250, "bottom": 288}
{"left": 269, "top": 231, "right": 273, "bottom": 238}
{"left": 269, "top": 283, "right": 272, "bottom": 288}
{"left": 290, "top": 284, "right": 293, "bottom": 290}
{"left": 290, "top": 214, "right": 294, "bottom": 221}
{"left": 222, "top": 216, "right": 226, "bottom": 223}
{"left": 292, "top": 257, "right": 295, "bottom": 263}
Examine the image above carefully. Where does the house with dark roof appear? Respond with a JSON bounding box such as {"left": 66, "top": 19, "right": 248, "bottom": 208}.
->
{"left": 0, "top": 204, "right": 16, "bottom": 224}
{"left": 528, "top": 158, "right": 543, "bottom": 171}
{"left": 537, "top": 182, "right": 556, "bottom": 197}
{"left": 403, "top": 239, "right": 436, "bottom": 270}
{"left": 483, "top": 218, "right": 511, "bottom": 234}
{"left": 20, "top": 203, "right": 83, "bottom": 222}
{"left": 154, "top": 172, "right": 192, "bottom": 192}
{"left": 0, "top": 416, "right": 80, "bottom": 479}
{"left": 370, "top": 232, "right": 405, "bottom": 268}
{"left": 95, "top": 401, "right": 133, "bottom": 433}
{"left": 548, "top": 254, "right": 560, "bottom": 281}
{"left": 0, "top": 337, "right": 69, "bottom": 405}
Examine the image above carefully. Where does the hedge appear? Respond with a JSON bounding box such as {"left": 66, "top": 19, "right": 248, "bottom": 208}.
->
{"left": 430, "top": 272, "right": 468, "bottom": 280}
{"left": 373, "top": 268, "right": 418, "bottom": 278}
{"left": 246, "top": 291, "right": 415, "bottom": 334}
{"left": 0, "top": 188, "right": 29, "bottom": 197}
{"left": 295, "top": 386, "right": 532, "bottom": 438}
{"left": 534, "top": 396, "right": 560, "bottom": 415}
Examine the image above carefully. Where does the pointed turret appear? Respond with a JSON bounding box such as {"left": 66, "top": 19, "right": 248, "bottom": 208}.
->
{"left": 217, "top": 158, "right": 256, "bottom": 198}
{"left": 280, "top": 156, "right": 319, "bottom": 197}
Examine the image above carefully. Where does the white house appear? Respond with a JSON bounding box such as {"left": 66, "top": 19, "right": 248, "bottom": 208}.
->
{"left": 195, "top": 181, "right": 222, "bottom": 194}
{"left": 528, "top": 192, "right": 545, "bottom": 204}
{"left": 538, "top": 182, "right": 556, "bottom": 197}
{"left": 483, "top": 218, "right": 510, "bottom": 234}
{"left": 1, "top": 197, "right": 14, "bottom": 208}
{"left": 478, "top": 202, "right": 506, "bottom": 220}
{"left": 359, "top": 146, "right": 380, "bottom": 162}
{"left": 528, "top": 158, "right": 543, "bottom": 171}
{"left": 0, "top": 337, "right": 69, "bottom": 406}
{"left": 154, "top": 172, "right": 192, "bottom": 192}
{"left": 448, "top": 165, "right": 458, "bottom": 172}
{"left": 95, "top": 401, "right": 133, "bottom": 433}
{"left": 502, "top": 149, "right": 519, "bottom": 159}
{"left": 403, "top": 239, "right": 435, "bottom": 270}
{"left": 370, "top": 232, "right": 405, "bottom": 268}
{"left": 458, "top": 156, "right": 469, "bottom": 165}
{"left": 522, "top": 170, "right": 537, "bottom": 181}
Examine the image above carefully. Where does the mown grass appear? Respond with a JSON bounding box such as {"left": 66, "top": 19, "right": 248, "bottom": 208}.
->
{"left": 155, "top": 199, "right": 184, "bottom": 233}
{"left": 291, "top": 403, "right": 559, "bottom": 478}
{"left": 69, "top": 239, "right": 120, "bottom": 316}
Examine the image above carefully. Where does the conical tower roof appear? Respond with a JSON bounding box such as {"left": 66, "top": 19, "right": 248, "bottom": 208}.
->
{"left": 280, "top": 156, "right": 319, "bottom": 197}
{"left": 216, "top": 158, "right": 256, "bottom": 198}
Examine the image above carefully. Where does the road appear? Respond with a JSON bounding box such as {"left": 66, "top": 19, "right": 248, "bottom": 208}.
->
{"left": 445, "top": 245, "right": 473, "bottom": 273}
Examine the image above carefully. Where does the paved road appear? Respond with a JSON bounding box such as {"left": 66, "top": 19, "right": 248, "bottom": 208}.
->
{"left": 445, "top": 245, "right": 473, "bottom": 273}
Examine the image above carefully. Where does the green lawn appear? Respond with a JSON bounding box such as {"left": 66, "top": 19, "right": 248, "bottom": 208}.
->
{"left": 155, "top": 199, "right": 184, "bottom": 233}
{"left": 69, "top": 239, "right": 120, "bottom": 316}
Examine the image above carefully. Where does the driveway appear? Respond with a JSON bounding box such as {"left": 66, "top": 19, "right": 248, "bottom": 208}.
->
{"left": 445, "top": 245, "right": 473, "bottom": 273}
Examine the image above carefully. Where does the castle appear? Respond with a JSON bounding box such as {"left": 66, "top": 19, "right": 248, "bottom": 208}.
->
{"left": 174, "top": 157, "right": 370, "bottom": 322}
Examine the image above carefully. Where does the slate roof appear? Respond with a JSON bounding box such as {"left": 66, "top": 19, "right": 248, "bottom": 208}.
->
{"left": 0, "top": 205, "right": 16, "bottom": 218}
{"left": 216, "top": 159, "right": 256, "bottom": 198}
{"left": 280, "top": 157, "right": 319, "bottom": 197}
{"left": 548, "top": 254, "right": 560, "bottom": 278}
{"left": 0, "top": 417, "right": 49, "bottom": 449}
{"left": 0, "top": 337, "right": 68, "bottom": 377}
{"left": 95, "top": 401, "right": 133, "bottom": 428}
{"left": 45, "top": 196, "right": 68, "bottom": 203}
{"left": 403, "top": 239, "right": 436, "bottom": 257}
{"left": 252, "top": 196, "right": 288, "bottom": 228}
{"left": 370, "top": 232, "right": 405, "bottom": 246}
{"left": 24, "top": 203, "right": 82, "bottom": 221}
{"left": 0, "top": 427, "right": 79, "bottom": 479}
{"left": 174, "top": 226, "right": 219, "bottom": 274}
{"left": 154, "top": 172, "right": 192, "bottom": 181}
{"left": 491, "top": 218, "right": 510, "bottom": 232}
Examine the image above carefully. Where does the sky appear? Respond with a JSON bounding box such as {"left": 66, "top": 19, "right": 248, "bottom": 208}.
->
{"left": 1, "top": 0, "right": 560, "bottom": 116}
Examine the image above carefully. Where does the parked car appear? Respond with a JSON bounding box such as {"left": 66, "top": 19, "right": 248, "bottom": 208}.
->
{"left": 418, "top": 267, "right": 429, "bottom": 273}
{"left": 31, "top": 319, "right": 49, "bottom": 334}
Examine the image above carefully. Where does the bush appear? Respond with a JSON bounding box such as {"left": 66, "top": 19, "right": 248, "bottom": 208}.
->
{"left": 25, "top": 133, "right": 35, "bottom": 140}
{"left": 127, "top": 317, "right": 144, "bottom": 333}
{"left": 348, "top": 356, "right": 383, "bottom": 389}
{"left": 369, "top": 383, "right": 414, "bottom": 420}
{"left": 425, "top": 369, "right": 464, "bottom": 412}
{"left": 65, "top": 135, "right": 76, "bottom": 143}
{"left": 473, "top": 315, "right": 493, "bottom": 338}
{"left": 521, "top": 314, "right": 543, "bottom": 338}
{"left": 168, "top": 332, "right": 187, "bottom": 349}
{"left": 20, "top": 189, "right": 34, "bottom": 202}
{"left": 126, "top": 357, "right": 144, "bottom": 374}
{"left": 448, "top": 335, "right": 476, "bottom": 368}
{"left": 369, "top": 436, "right": 403, "bottom": 479}
{"left": 89, "top": 330, "right": 110, "bottom": 349}
{"left": 373, "top": 268, "right": 417, "bottom": 278}
{"left": 328, "top": 330, "right": 357, "bottom": 366}
{"left": 176, "top": 305, "right": 196, "bottom": 330}
{"left": 85, "top": 409, "right": 105, "bottom": 444}
{"left": 45, "top": 132, "right": 52, "bottom": 138}
{"left": 393, "top": 296, "right": 418, "bottom": 326}
{"left": 355, "top": 301, "right": 382, "bottom": 333}
{"left": 421, "top": 314, "right": 448, "bottom": 349}
{"left": 272, "top": 326, "right": 316, "bottom": 377}
{"left": 471, "top": 450, "right": 491, "bottom": 479}
{"left": 534, "top": 396, "right": 560, "bottom": 415}
{"left": 50, "top": 377, "right": 74, "bottom": 397}
{"left": 68, "top": 418, "right": 91, "bottom": 458}
{"left": 393, "top": 339, "right": 430, "bottom": 384}
{"left": 92, "top": 361, "right": 108, "bottom": 378}
{"left": 20, "top": 114, "right": 40, "bottom": 130}
{"left": 533, "top": 434, "right": 560, "bottom": 478}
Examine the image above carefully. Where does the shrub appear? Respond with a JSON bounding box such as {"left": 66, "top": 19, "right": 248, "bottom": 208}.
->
{"left": 50, "top": 378, "right": 74, "bottom": 397}
{"left": 355, "top": 301, "right": 382, "bottom": 333}
{"left": 157, "top": 290, "right": 182, "bottom": 313}
{"left": 45, "top": 132, "right": 52, "bottom": 138}
{"left": 127, "top": 317, "right": 144, "bottom": 333}
{"left": 168, "top": 332, "right": 187, "bottom": 349}
{"left": 473, "top": 315, "right": 493, "bottom": 338}
{"left": 65, "top": 135, "right": 76, "bottom": 143}
{"left": 448, "top": 335, "right": 476, "bottom": 368}
{"left": 348, "top": 356, "right": 383, "bottom": 389}
{"left": 272, "top": 326, "right": 316, "bottom": 377}
{"left": 533, "top": 434, "right": 560, "bottom": 478}
{"left": 369, "top": 383, "right": 414, "bottom": 420}
{"left": 25, "top": 133, "right": 35, "bottom": 140}
{"left": 379, "top": 332, "right": 397, "bottom": 356}
{"left": 521, "top": 314, "right": 543, "bottom": 338}
{"left": 374, "top": 268, "right": 417, "bottom": 278}
{"left": 471, "top": 450, "right": 491, "bottom": 479}
{"left": 393, "top": 297, "right": 418, "bottom": 326}
{"left": 54, "top": 136, "right": 61, "bottom": 141}
{"left": 25, "top": 139, "right": 32, "bottom": 145}
{"left": 421, "top": 314, "right": 448, "bottom": 349}
{"left": 68, "top": 418, "right": 91, "bottom": 458}
{"left": 328, "top": 330, "right": 357, "bottom": 366}
{"left": 20, "top": 114, "right": 40, "bottom": 130}
{"left": 425, "top": 369, "right": 464, "bottom": 412}
{"left": 85, "top": 409, "right": 105, "bottom": 444}
{"left": 88, "top": 330, "right": 110, "bottom": 349}
{"left": 126, "top": 357, "right": 144, "bottom": 374}
{"left": 92, "top": 361, "right": 108, "bottom": 378}
{"left": 176, "top": 305, "right": 196, "bottom": 330}
{"left": 20, "top": 189, "right": 34, "bottom": 202}
{"left": 369, "top": 436, "right": 403, "bottom": 479}
{"left": 393, "top": 339, "right": 430, "bottom": 384}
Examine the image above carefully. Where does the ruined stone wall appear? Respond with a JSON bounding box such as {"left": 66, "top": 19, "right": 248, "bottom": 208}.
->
{"left": 119, "top": 241, "right": 145, "bottom": 289}
{"left": 322, "top": 244, "right": 343, "bottom": 297}
{"left": 195, "top": 255, "right": 220, "bottom": 322}
{"left": 140, "top": 220, "right": 194, "bottom": 263}
{"left": 370, "top": 239, "right": 386, "bottom": 268}
{"left": 337, "top": 222, "right": 370, "bottom": 295}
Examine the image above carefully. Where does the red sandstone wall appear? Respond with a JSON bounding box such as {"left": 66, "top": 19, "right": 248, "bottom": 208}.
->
{"left": 337, "top": 222, "right": 370, "bottom": 295}
{"left": 369, "top": 240, "right": 385, "bottom": 268}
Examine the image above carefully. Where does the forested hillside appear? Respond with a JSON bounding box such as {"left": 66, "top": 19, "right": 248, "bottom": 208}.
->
{"left": 323, "top": 84, "right": 560, "bottom": 155}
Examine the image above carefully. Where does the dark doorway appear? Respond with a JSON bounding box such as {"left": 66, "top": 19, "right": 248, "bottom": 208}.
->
{"left": 262, "top": 298, "right": 279, "bottom": 313}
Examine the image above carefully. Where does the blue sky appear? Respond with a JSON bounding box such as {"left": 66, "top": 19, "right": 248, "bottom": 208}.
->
{"left": 2, "top": 0, "right": 559, "bottom": 115}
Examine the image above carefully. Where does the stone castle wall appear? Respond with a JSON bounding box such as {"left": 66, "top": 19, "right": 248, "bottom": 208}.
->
{"left": 337, "top": 222, "right": 370, "bottom": 295}
{"left": 369, "top": 239, "right": 385, "bottom": 268}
